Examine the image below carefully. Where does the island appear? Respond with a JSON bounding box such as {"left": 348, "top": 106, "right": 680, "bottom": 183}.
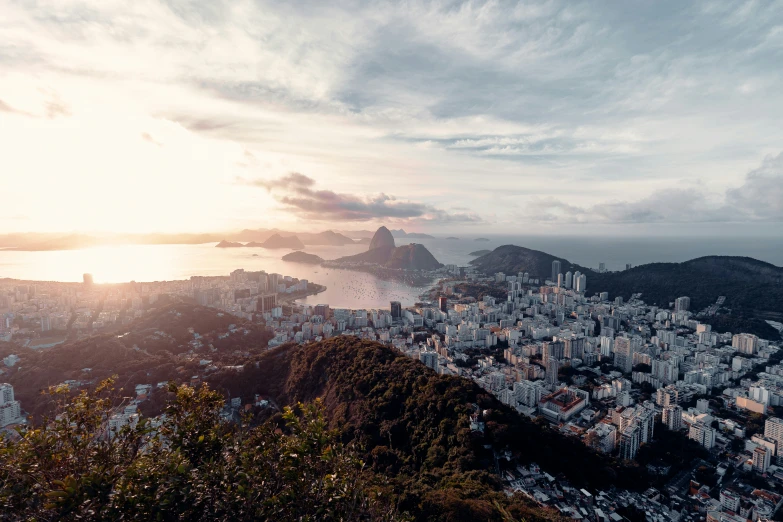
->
{"left": 469, "top": 249, "right": 491, "bottom": 256}
{"left": 281, "top": 251, "right": 323, "bottom": 264}
{"left": 445, "top": 236, "right": 459, "bottom": 240}
{"left": 474, "top": 237, "right": 490, "bottom": 242}
{"left": 215, "top": 240, "right": 244, "bottom": 248}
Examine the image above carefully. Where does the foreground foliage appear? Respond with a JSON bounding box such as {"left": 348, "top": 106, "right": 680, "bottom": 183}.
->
{"left": 0, "top": 379, "right": 402, "bottom": 521}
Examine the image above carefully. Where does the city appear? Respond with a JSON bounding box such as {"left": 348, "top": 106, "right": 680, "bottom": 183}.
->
{"left": 3, "top": 0, "right": 783, "bottom": 519}
{"left": 2, "top": 256, "right": 783, "bottom": 521}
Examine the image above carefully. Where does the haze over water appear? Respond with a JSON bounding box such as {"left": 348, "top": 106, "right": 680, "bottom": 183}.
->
{"left": 1, "top": 234, "right": 780, "bottom": 309}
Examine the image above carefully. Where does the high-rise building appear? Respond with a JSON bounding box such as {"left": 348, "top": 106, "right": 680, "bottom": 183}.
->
{"left": 438, "top": 296, "right": 448, "bottom": 313}
{"left": 764, "top": 417, "right": 783, "bottom": 456}
{"left": 419, "top": 351, "right": 438, "bottom": 372}
{"left": 753, "top": 446, "right": 771, "bottom": 474}
{"left": 614, "top": 337, "right": 635, "bottom": 374}
{"left": 267, "top": 273, "right": 280, "bottom": 293}
{"left": 674, "top": 296, "right": 690, "bottom": 313}
{"left": 625, "top": 264, "right": 632, "bottom": 270}
{"left": 0, "top": 383, "right": 22, "bottom": 427}
{"left": 390, "top": 301, "right": 402, "bottom": 319}
{"left": 586, "top": 423, "right": 617, "bottom": 453}
{"left": 556, "top": 273, "right": 563, "bottom": 287}
{"left": 314, "top": 304, "right": 330, "bottom": 319}
{"left": 599, "top": 262, "right": 606, "bottom": 273}
{"left": 662, "top": 405, "right": 683, "bottom": 431}
{"left": 563, "top": 336, "right": 586, "bottom": 361}
{"left": 575, "top": 274, "right": 587, "bottom": 293}
{"left": 543, "top": 340, "right": 565, "bottom": 364}
{"left": 83, "top": 273, "right": 94, "bottom": 286}
{"left": 656, "top": 385, "right": 680, "bottom": 407}
{"left": 733, "top": 333, "right": 759, "bottom": 355}
{"left": 40, "top": 314, "right": 51, "bottom": 332}
{"left": 689, "top": 421, "right": 716, "bottom": 449}
{"left": 619, "top": 424, "right": 641, "bottom": 461}
{"left": 564, "top": 271, "right": 573, "bottom": 289}
{"left": 551, "top": 260, "right": 561, "bottom": 283}
{"left": 545, "top": 358, "right": 560, "bottom": 384}
{"left": 257, "top": 293, "right": 277, "bottom": 313}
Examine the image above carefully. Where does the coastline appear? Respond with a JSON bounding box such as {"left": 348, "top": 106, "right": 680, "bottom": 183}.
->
{"left": 282, "top": 283, "right": 327, "bottom": 306}
{"left": 320, "top": 262, "right": 439, "bottom": 287}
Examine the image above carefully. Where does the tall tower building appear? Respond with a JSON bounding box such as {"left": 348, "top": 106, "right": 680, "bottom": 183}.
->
{"left": 753, "top": 446, "right": 771, "bottom": 474}
{"left": 574, "top": 274, "right": 587, "bottom": 292}
{"left": 764, "top": 417, "right": 783, "bottom": 456}
{"left": 619, "top": 424, "right": 641, "bottom": 461}
{"left": 0, "top": 383, "right": 22, "bottom": 427}
{"left": 662, "top": 405, "right": 683, "bottom": 431}
{"left": 564, "top": 271, "right": 573, "bottom": 289}
{"left": 545, "top": 358, "right": 560, "bottom": 385}
{"left": 543, "top": 340, "right": 565, "bottom": 364}
{"left": 438, "top": 296, "right": 448, "bottom": 313}
{"left": 390, "top": 301, "right": 402, "bottom": 319}
{"left": 40, "top": 314, "right": 51, "bottom": 332}
{"left": 733, "top": 333, "right": 759, "bottom": 355}
{"left": 614, "top": 337, "right": 635, "bottom": 374}
{"left": 674, "top": 296, "right": 690, "bottom": 313}
{"left": 551, "top": 260, "right": 561, "bottom": 283}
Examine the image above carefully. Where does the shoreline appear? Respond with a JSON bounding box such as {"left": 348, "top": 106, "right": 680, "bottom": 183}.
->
{"left": 320, "top": 262, "right": 440, "bottom": 287}
{"left": 281, "top": 283, "right": 327, "bottom": 306}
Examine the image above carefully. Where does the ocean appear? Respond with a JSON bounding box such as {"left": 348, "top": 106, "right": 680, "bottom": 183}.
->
{"left": 1, "top": 235, "right": 780, "bottom": 309}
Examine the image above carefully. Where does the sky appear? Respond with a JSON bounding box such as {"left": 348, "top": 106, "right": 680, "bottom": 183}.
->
{"left": 1, "top": 0, "right": 782, "bottom": 236}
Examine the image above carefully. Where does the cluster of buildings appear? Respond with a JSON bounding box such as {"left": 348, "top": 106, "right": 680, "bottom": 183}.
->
{"left": 4, "top": 256, "right": 783, "bottom": 519}
{"left": 0, "top": 269, "right": 316, "bottom": 347}
{"left": 265, "top": 258, "right": 783, "bottom": 520}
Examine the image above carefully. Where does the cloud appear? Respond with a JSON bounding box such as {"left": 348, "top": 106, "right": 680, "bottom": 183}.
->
{"left": 141, "top": 132, "right": 162, "bottom": 146}
{"left": 517, "top": 152, "right": 783, "bottom": 224}
{"left": 44, "top": 99, "right": 70, "bottom": 119}
{"left": 726, "top": 152, "right": 783, "bottom": 221}
{"left": 241, "top": 172, "right": 482, "bottom": 224}
{"left": 2, "top": 0, "right": 783, "bottom": 234}
{"left": 240, "top": 172, "right": 316, "bottom": 192}
{"left": 0, "top": 98, "right": 32, "bottom": 117}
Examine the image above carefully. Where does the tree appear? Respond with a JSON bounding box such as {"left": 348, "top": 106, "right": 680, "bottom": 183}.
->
{"left": 0, "top": 378, "right": 403, "bottom": 521}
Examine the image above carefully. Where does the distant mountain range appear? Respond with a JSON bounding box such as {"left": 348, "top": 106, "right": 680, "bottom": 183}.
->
{"left": 216, "top": 234, "right": 305, "bottom": 249}
{"left": 471, "top": 245, "right": 783, "bottom": 338}
{"left": 231, "top": 229, "right": 354, "bottom": 246}
{"left": 0, "top": 229, "right": 356, "bottom": 251}
{"left": 335, "top": 228, "right": 436, "bottom": 239}
{"left": 0, "top": 227, "right": 446, "bottom": 251}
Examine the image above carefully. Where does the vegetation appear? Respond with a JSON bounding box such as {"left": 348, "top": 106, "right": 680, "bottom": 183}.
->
{"left": 0, "top": 303, "right": 273, "bottom": 421}
{"left": 5, "top": 328, "right": 713, "bottom": 520}
{"left": 702, "top": 313, "right": 781, "bottom": 341}
{"left": 210, "top": 339, "right": 664, "bottom": 502}
{"left": 281, "top": 251, "right": 324, "bottom": 264}
{"left": 0, "top": 379, "right": 401, "bottom": 521}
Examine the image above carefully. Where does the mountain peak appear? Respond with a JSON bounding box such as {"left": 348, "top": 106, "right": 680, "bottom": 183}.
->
{"left": 369, "top": 226, "right": 396, "bottom": 251}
